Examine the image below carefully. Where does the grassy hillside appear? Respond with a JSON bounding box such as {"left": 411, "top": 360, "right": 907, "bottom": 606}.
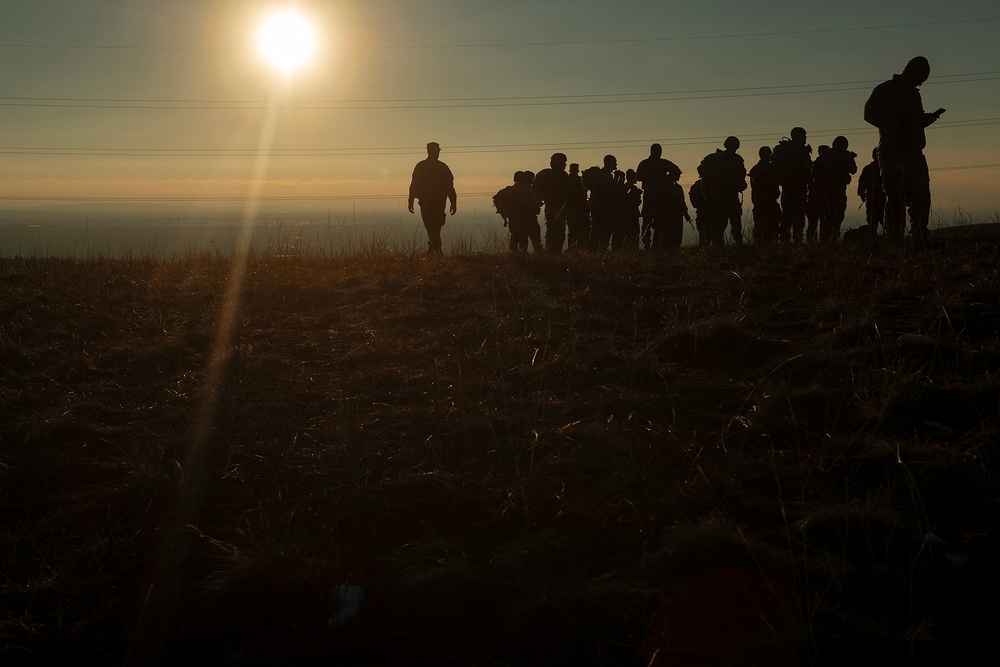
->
{"left": 2, "top": 241, "right": 999, "bottom": 665}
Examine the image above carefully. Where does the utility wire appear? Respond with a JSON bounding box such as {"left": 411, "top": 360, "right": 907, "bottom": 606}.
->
{"left": 0, "top": 73, "right": 994, "bottom": 111}
{"left": 1, "top": 71, "right": 995, "bottom": 106}
{"left": 0, "top": 18, "right": 996, "bottom": 51}
{"left": 0, "top": 117, "right": 997, "bottom": 158}
{"left": 2, "top": 162, "right": 998, "bottom": 203}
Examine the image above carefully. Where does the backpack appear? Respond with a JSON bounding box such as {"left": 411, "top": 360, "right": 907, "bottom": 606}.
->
{"left": 688, "top": 179, "right": 706, "bottom": 211}
{"left": 770, "top": 139, "right": 809, "bottom": 184}
{"left": 493, "top": 186, "right": 516, "bottom": 219}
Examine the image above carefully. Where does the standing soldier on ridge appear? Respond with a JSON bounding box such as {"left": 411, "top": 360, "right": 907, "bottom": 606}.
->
{"left": 636, "top": 143, "right": 683, "bottom": 250}
{"left": 408, "top": 141, "right": 457, "bottom": 255}
{"left": 697, "top": 136, "right": 747, "bottom": 246}
{"left": 864, "top": 56, "right": 945, "bottom": 245}
{"left": 770, "top": 127, "right": 812, "bottom": 244}
{"left": 583, "top": 155, "right": 620, "bottom": 251}
{"left": 533, "top": 152, "right": 572, "bottom": 253}
{"left": 805, "top": 145, "right": 828, "bottom": 243}
{"left": 565, "top": 163, "right": 591, "bottom": 251}
{"left": 494, "top": 171, "right": 543, "bottom": 253}
{"left": 812, "top": 136, "right": 858, "bottom": 243}
{"left": 749, "top": 146, "right": 781, "bottom": 245}
{"left": 857, "top": 148, "right": 886, "bottom": 241}
{"left": 618, "top": 169, "right": 643, "bottom": 250}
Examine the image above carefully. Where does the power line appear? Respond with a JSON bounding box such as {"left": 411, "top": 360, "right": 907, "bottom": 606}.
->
{"left": 3, "top": 71, "right": 995, "bottom": 106}
{"left": 0, "top": 74, "right": 996, "bottom": 111}
{"left": 2, "top": 162, "right": 998, "bottom": 203}
{"left": 0, "top": 18, "right": 996, "bottom": 51}
{"left": 0, "top": 117, "right": 997, "bottom": 158}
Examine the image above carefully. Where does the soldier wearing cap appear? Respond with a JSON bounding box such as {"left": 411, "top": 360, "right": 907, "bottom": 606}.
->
{"left": 864, "top": 56, "right": 945, "bottom": 244}
{"left": 408, "top": 142, "right": 457, "bottom": 254}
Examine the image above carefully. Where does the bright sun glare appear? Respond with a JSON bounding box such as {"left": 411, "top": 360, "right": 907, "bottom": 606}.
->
{"left": 257, "top": 9, "right": 318, "bottom": 75}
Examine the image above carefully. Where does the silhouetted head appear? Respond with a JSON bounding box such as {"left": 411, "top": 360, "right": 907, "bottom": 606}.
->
{"left": 724, "top": 136, "right": 740, "bottom": 151}
{"left": 818, "top": 145, "right": 829, "bottom": 155}
{"left": 650, "top": 143, "right": 663, "bottom": 157}
{"left": 626, "top": 168, "right": 637, "bottom": 184}
{"left": 832, "top": 136, "right": 849, "bottom": 150}
{"left": 521, "top": 170, "right": 535, "bottom": 184}
{"left": 604, "top": 155, "right": 618, "bottom": 170}
{"left": 551, "top": 152, "right": 568, "bottom": 170}
{"left": 871, "top": 148, "right": 879, "bottom": 160}
{"left": 901, "top": 56, "right": 931, "bottom": 86}
{"left": 426, "top": 142, "right": 441, "bottom": 159}
{"left": 758, "top": 146, "right": 772, "bottom": 160}
{"left": 790, "top": 127, "right": 807, "bottom": 143}
{"left": 513, "top": 170, "right": 525, "bottom": 183}
{"left": 569, "top": 163, "right": 580, "bottom": 175}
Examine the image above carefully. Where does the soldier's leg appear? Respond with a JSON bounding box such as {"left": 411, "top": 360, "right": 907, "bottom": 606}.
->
{"left": 660, "top": 217, "right": 683, "bottom": 250}
{"left": 879, "top": 155, "right": 906, "bottom": 241}
{"left": 905, "top": 155, "right": 931, "bottom": 243}
{"left": 833, "top": 195, "right": 848, "bottom": 242}
{"left": 528, "top": 218, "right": 543, "bottom": 253}
{"left": 420, "top": 204, "right": 446, "bottom": 254}
{"left": 729, "top": 200, "right": 744, "bottom": 245}
{"left": 544, "top": 204, "right": 566, "bottom": 253}
{"left": 641, "top": 215, "right": 654, "bottom": 250}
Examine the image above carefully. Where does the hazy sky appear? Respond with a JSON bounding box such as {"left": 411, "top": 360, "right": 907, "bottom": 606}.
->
{"left": 1, "top": 0, "right": 998, "bottom": 220}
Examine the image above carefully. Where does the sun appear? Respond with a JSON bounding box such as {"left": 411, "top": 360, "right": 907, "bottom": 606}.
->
{"left": 256, "top": 9, "right": 318, "bottom": 75}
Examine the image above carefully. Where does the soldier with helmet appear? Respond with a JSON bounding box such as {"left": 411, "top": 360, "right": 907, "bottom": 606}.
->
{"left": 857, "top": 148, "right": 886, "bottom": 240}
{"left": 811, "top": 136, "right": 858, "bottom": 242}
{"left": 770, "top": 127, "right": 813, "bottom": 244}
{"left": 533, "top": 152, "right": 573, "bottom": 253}
{"left": 749, "top": 146, "right": 781, "bottom": 245}
{"left": 697, "top": 136, "right": 747, "bottom": 246}
{"left": 493, "top": 171, "right": 542, "bottom": 253}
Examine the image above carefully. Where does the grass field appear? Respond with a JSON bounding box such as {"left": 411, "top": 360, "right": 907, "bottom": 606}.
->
{"left": 1, "top": 237, "right": 998, "bottom": 665}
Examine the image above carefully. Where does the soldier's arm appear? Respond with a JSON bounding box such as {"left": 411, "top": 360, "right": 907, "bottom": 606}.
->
{"left": 408, "top": 167, "right": 419, "bottom": 213}
{"left": 445, "top": 165, "right": 457, "bottom": 214}
{"left": 923, "top": 108, "right": 946, "bottom": 127}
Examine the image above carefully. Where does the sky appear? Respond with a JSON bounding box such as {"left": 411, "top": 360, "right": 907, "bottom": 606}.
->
{"left": 1, "top": 0, "right": 999, "bottom": 223}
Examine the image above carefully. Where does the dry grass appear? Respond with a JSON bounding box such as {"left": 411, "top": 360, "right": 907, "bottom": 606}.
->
{"left": 1, "top": 239, "right": 999, "bottom": 665}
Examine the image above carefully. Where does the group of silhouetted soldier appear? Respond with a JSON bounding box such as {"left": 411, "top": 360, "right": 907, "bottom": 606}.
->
{"left": 409, "top": 56, "right": 943, "bottom": 254}
{"left": 490, "top": 132, "right": 876, "bottom": 252}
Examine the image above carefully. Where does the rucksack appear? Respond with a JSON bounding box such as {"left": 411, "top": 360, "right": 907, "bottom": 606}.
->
{"left": 493, "top": 186, "right": 516, "bottom": 219}
{"left": 770, "top": 139, "right": 809, "bottom": 183}
{"left": 688, "top": 179, "right": 706, "bottom": 210}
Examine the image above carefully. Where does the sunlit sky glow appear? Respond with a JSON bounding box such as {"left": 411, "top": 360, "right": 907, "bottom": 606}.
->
{"left": 0, "top": 0, "right": 998, "bottom": 219}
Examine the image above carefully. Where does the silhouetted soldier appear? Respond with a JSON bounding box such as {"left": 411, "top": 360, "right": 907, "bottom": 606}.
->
{"left": 697, "top": 136, "right": 747, "bottom": 246}
{"left": 636, "top": 143, "right": 683, "bottom": 250}
{"left": 494, "top": 171, "right": 542, "bottom": 252}
{"left": 812, "top": 136, "right": 858, "bottom": 243}
{"left": 614, "top": 169, "right": 642, "bottom": 250}
{"left": 565, "top": 163, "right": 591, "bottom": 251}
{"left": 655, "top": 180, "right": 691, "bottom": 251}
{"left": 805, "top": 145, "right": 828, "bottom": 243}
{"left": 408, "top": 141, "right": 457, "bottom": 255}
{"left": 864, "top": 56, "right": 945, "bottom": 244}
{"left": 770, "top": 127, "right": 812, "bottom": 244}
{"left": 689, "top": 179, "right": 707, "bottom": 245}
{"left": 749, "top": 146, "right": 781, "bottom": 245}
{"left": 533, "top": 152, "right": 572, "bottom": 253}
{"left": 583, "top": 155, "right": 620, "bottom": 251}
{"left": 857, "top": 148, "right": 885, "bottom": 240}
